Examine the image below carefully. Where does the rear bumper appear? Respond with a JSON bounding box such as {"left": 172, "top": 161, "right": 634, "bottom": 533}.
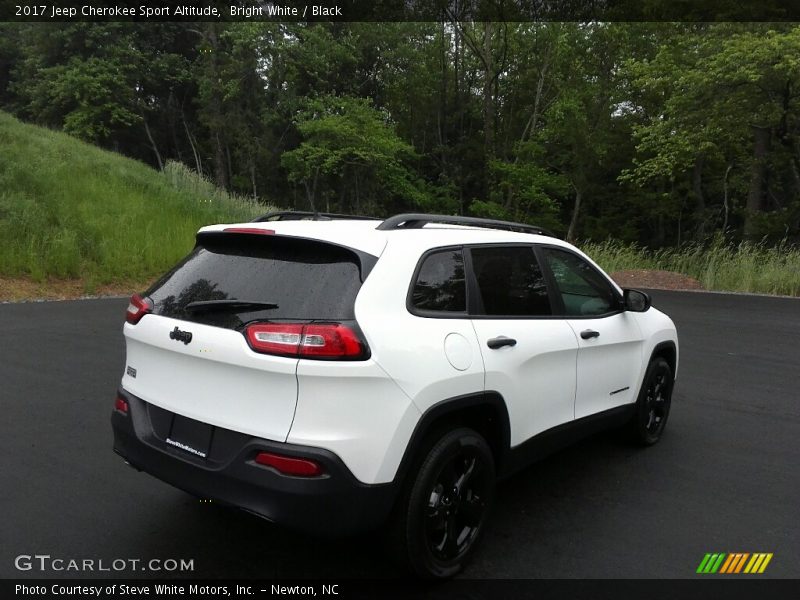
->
{"left": 111, "top": 389, "right": 397, "bottom": 535}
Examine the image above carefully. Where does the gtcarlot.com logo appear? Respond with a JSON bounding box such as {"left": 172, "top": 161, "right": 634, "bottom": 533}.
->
{"left": 14, "top": 554, "right": 194, "bottom": 573}
{"left": 697, "top": 552, "right": 773, "bottom": 574}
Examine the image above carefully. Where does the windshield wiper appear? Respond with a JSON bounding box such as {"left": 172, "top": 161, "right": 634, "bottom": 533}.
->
{"left": 184, "top": 300, "right": 279, "bottom": 312}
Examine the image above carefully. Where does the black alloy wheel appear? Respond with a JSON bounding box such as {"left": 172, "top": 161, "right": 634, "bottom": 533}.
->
{"left": 391, "top": 427, "right": 495, "bottom": 579}
{"left": 628, "top": 356, "right": 674, "bottom": 445}
{"left": 424, "top": 443, "right": 491, "bottom": 562}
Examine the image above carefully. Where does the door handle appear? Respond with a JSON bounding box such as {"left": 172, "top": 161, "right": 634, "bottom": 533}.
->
{"left": 487, "top": 336, "right": 517, "bottom": 349}
{"left": 580, "top": 329, "right": 600, "bottom": 340}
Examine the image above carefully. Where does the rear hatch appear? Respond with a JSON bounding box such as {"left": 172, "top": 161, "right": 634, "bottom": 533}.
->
{"left": 121, "top": 231, "right": 372, "bottom": 442}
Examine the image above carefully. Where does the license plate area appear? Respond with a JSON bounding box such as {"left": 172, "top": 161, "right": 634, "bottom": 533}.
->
{"left": 166, "top": 415, "right": 214, "bottom": 459}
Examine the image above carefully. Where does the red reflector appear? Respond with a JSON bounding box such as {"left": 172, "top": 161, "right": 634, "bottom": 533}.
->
{"left": 223, "top": 227, "right": 275, "bottom": 235}
{"left": 125, "top": 293, "right": 152, "bottom": 325}
{"left": 244, "top": 322, "right": 365, "bottom": 359}
{"left": 254, "top": 452, "right": 323, "bottom": 477}
{"left": 114, "top": 396, "right": 129, "bottom": 413}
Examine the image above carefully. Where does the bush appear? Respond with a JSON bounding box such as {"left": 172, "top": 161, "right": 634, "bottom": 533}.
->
{"left": 583, "top": 237, "right": 800, "bottom": 296}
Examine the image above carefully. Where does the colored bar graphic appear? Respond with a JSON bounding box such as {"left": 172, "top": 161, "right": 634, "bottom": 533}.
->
{"left": 697, "top": 554, "right": 713, "bottom": 573}
{"left": 710, "top": 554, "right": 726, "bottom": 573}
{"left": 733, "top": 553, "right": 749, "bottom": 573}
{"left": 744, "top": 554, "right": 761, "bottom": 573}
{"left": 758, "top": 554, "right": 773, "bottom": 573}
{"left": 723, "top": 553, "right": 738, "bottom": 573}
{"left": 699, "top": 552, "right": 773, "bottom": 574}
{"left": 719, "top": 554, "right": 736, "bottom": 573}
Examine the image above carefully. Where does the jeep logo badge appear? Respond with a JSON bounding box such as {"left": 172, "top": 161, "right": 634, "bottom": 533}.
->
{"left": 169, "top": 326, "right": 193, "bottom": 345}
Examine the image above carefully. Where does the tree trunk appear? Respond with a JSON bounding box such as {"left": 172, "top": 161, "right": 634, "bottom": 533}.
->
{"left": 518, "top": 56, "right": 549, "bottom": 150}
{"left": 304, "top": 167, "right": 319, "bottom": 212}
{"left": 339, "top": 173, "right": 347, "bottom": 213}
{"left": 214, "top": 132, "right": 228, "bottom": 190}
{"left": 722, "top": 164, "right": 733, "bottom": 233}
{"left": 354, "top": 172, "right": 360, "bottom": 214}
{"left": 167, "top": 91, "right": 183, "bottom": 163}
{"left": 250, "top": 163, "right": 257, "bottom": 201}
{"left": 226, "top": 143, "right": 233, "bottom": 190}
{"left": 482, "top": 22, "right": 494, "bottom": 159}
{"left": 692, "top": 155, "right": 705, "bottom": 238}
{"left": 567, "top": 187, "right": 581, "bottom": 242}
{"left": 439, "top": 20, "right": 447, "bottom": 149}
{"left": 744, "top": 125, "right": 771, "bottom": 239}
{"left": 206, "top": 24, "right": 229, "bottom": 190}
{"left": 143, "top": 117, "right": 163, "bottom": 171}
{"left": 182, "top": 112, "right": 202, "bottom": 173}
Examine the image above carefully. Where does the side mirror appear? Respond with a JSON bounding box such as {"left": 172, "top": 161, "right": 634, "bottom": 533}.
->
{"left": 623, "top": 289, "right": 651, "bottom": 312}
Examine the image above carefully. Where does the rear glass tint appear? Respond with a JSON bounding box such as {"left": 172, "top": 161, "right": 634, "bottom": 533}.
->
{"left": 410, "top": 249, "right": 466, "bottom": 313}
{"left": 147, "top": 234, "right": 366, "bottom": 329}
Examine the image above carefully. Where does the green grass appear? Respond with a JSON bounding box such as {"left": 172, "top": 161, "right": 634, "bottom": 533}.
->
{"left": 584, "top": 238, "right": 800, "bottom": 297}
{"left": 0, "top": 111, "right": 270, "bottom": 288}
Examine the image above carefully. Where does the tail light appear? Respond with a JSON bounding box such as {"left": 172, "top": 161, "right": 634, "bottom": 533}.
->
{"left": 254, "top": 452, "right": 323, "bottom": 477}
{"left": 245, "top": 322, "right": 367, "bottom": 359}
{"left": 126, "top": 294, "right": 152, "bottom": 325}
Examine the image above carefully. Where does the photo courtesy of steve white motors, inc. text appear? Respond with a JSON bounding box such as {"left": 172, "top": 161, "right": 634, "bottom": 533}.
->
{"left": 13, "top": 3, "right": 344, "bottom": 18}
{"left": 14, "top": 584, "right": 339, "bottom": 597}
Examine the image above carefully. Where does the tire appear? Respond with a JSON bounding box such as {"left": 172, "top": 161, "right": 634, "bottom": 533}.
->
{"left": 389, "top": 427, "right": 495, "bottom": 579}
{"left": 626, "top": 356, "right": 674, "bottom": 445}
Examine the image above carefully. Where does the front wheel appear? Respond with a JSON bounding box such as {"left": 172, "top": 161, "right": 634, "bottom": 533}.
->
{"left": 627, "top": 356, "right": 674, "bottom": 445}
{"left": 390, "top": 427, "right": 495, "bottom": 579}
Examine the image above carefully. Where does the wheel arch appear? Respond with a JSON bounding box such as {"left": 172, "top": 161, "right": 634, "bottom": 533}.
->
{"left": 649, "top": 340, "right": 678, "bottom": 380}
{"left": 390, "top": 392, "right": 511, "bottom": 489}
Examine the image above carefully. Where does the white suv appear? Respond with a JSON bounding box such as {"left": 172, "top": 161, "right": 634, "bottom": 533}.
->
{"left": 111, "top": 212, "right": 678, "bottom": 578}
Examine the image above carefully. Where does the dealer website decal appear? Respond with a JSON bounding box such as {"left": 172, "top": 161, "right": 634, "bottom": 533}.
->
{"left": 696, "top": 552, "right": 773, "bottom": 574}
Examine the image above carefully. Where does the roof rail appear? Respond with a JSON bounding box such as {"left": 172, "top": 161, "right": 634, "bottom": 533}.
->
{"left": 376, "top": 213, "right": 554, "bottom": 237}
{"left": 253, "top": 211, "right": 380, "bottom": 223}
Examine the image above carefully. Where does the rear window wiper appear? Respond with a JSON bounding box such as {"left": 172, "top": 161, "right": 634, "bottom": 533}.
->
{"left": 184, "top": 300, "right": 279, "bottom": 312}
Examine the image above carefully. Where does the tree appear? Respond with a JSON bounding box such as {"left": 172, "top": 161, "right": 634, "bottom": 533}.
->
{"left": 281, "top": 96, "right": 427, "bottom": 214}
{"left": 624, "top": 24, "right": 800, "bottom": 240}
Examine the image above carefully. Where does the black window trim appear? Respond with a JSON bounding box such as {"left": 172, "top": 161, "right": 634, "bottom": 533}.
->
{"left": 406, "top": 242, "right": 625, "bottom": 321}
{"left": 535, "top": 243, "right": 625, "bottom": 320}
{"left": 408, "top": 243, "right": 560, "bottom": 320}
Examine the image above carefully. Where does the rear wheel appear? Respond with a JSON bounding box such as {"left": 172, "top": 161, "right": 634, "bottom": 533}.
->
{"left": 627, "top": 357, "right": 674, "bottom": 445}
{"left": 390, "top": 427, "right": 495, "bottom": 579}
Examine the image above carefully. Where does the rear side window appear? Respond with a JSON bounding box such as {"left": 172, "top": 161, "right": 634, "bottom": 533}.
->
{"left": 470, "top": 246, "right": 552, "bottom": 316}
{"left": 410, "top": 249, "right": 466, "bottom": 313}
{"left": 541, "top": 247, "right": 619, "bottom": 316}
{"left": 146, "top": 235, "right": 366, "bottom": 329}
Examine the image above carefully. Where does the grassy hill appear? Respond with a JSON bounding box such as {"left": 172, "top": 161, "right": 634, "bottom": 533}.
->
{"left": 0, "top": 111, "right": 268, "bottom": 297}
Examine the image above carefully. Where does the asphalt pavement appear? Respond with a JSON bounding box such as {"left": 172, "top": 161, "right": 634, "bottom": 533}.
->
{"left": 0, "top": 290, "right": 798, "bottom": 579}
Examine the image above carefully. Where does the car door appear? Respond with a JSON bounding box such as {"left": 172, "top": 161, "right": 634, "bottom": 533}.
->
{"left": 468, "top": 245, "right": 579, "bottom": 446}
{"left": 538, "top": 246, "right": 645, "bottom": 420}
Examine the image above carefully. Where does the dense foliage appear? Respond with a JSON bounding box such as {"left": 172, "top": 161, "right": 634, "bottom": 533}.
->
{"left": 2, "top": 21, "right": 799, "bottom": 244}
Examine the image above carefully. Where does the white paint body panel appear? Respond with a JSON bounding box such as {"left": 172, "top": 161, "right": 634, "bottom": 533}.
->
{"left": 470, "top": 319, "right": 579, "bottom": 444}
{"left": 122, "top": 317, "right": 298, "bottom": 442}
{"left": 289, "top": 359, "right": 419, "bottom": 484}
{"left": 352, "top": 236, "right": 486, "bottom": 415}
{"left": 568, "top": 312, "right": 645, "bottom": 419}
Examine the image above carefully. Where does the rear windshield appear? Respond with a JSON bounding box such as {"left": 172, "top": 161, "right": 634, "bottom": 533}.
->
{"left": 146, "top": 234, "right": 368, "bottom": 329}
